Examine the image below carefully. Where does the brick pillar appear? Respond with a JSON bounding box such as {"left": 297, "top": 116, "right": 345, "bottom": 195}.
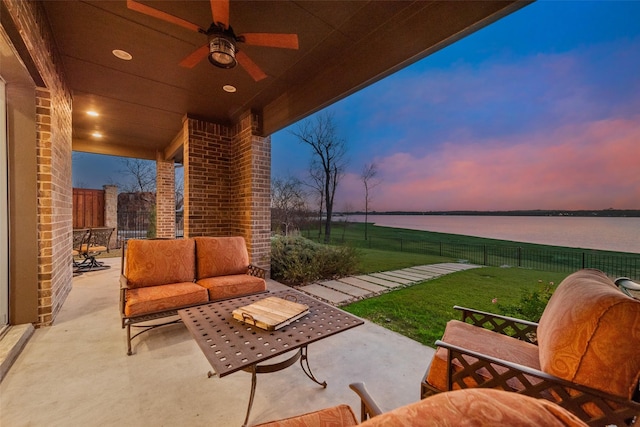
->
{"left": 103, "top": 185, "right": 118, "bottom": 248}
{"left": 183, "top": 116, "right": 232, "bottom": 238}
{"left": 156, "top": 156, "right": 176, "bottom": 239}
{"left": 36, "top": 85, "right": 73, "bottom": 326}
{"left": 182, "top": 112, "right": 271, "bottom": 275}
{"left": 232, "top": 111, "right": 271, "bottom": 275}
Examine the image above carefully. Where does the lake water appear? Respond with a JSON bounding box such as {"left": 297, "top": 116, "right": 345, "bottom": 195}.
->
{"left": 348, "top": 214, "right": 640, "bottom": 254}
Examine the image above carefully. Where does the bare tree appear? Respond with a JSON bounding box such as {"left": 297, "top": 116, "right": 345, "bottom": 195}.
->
{"left": 271, "top": 176, "right": 308, "bottom": 235}
{"left": 361, "top": 162, "right": 380, "bottom": 240}
{"left": 291, "top": 111, "right": 347, "bottom": 243}
{"left": 118, "top": 158, "right": 156, "bottom": 193}
{"left": 306, "top": 160, "right": 324, "bottom": 239}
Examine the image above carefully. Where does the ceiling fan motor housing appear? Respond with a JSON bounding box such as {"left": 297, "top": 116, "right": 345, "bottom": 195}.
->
{"left": 208, "top": 34, "right": 237, "bottom": 68}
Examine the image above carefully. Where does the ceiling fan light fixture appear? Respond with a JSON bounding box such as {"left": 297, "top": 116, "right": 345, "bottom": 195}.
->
{"left": 208, "top": 36, "right": 236, "bottom": 68}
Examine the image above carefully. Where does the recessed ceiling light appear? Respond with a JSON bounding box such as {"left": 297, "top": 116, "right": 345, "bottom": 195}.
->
{"left": 91, "top": 132, "right": 103, "bottom": 138}
{"left": 223, "top": 85, "right": 237, "bottom": 93}
{"left": 112, "top": 49, "right": 133, "bottom": 60}
{"left": 87, "top": 111, "right": 99, "bottom": 117}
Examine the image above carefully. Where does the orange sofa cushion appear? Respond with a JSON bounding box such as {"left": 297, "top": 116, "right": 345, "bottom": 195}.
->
{"left": 361, "top": 388, "right": 587, "bottom": 427}
{"left": 426, "top": 319, "right": 540, "bottom": 392}
{"left": 194, "top": 236, "right": 250, "bottom": 279}
{"left": 537, "top": 269, "right": 640, "bottom": 399}
{"left": 125, "top": 239, "right": 195, "bottom": 288}
{"left": 254, "top": 404, "right": 358, "bottom": 427}
{"left": 196, "top": 274, "right": 266, "bottom": 301}
{"left": 124, "top": 282, "right": 208, "bottom": 317}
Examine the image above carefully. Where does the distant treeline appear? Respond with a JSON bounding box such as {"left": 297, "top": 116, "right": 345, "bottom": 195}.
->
{"left": 343, "top": 209, "right": 640, "bottom": 217}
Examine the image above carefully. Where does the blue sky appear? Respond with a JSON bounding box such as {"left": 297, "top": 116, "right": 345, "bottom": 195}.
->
{"left": 74, "top": 1, "right": 640, "bottom": 212}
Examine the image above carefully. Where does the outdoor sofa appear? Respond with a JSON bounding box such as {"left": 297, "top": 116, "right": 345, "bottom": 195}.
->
{"left": 120, "top": 236, "right": 266, "bottom": 355}
{"left": 421, "top": 268, "right": 640, "bottom": 426}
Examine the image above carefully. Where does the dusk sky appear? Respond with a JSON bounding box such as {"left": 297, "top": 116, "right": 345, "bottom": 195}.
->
{"left": 273, "top": 0, "right": 640, "bottom": 212}
{"left": 74, "top": 1, "right": 640, "bottom": 212}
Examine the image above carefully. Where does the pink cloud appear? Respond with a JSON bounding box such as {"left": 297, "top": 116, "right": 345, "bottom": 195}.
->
{"left": 334, "top": 116, "right": 640, "bottom": 211}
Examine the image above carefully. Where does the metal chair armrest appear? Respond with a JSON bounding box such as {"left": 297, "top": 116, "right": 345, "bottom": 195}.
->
{"left": 434, "top": 339, "right": 640, "bottom": 426}
{"left": 615, "top": 277, "right": 640, "bottom": 299}
{"left": 453, "top": 305, "right": 539, "bottom": 344}
{"left": 119, "top": 275, "right": 130, "bottom": 316}
{"left": 349, "top": 382, "right": 384, "bottom": 421}
{"left": 248, "top": 264, "right": 266, "bottom": 279}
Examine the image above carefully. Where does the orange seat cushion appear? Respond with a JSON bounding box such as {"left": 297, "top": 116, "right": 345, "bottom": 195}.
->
{"left": 194, "top": 236, "right": 250, "bottom": 279}
{"left": 537, "top": 269, "right": 640, "bottom": 399}
{"left": 426, "top": 319, "right": 540, "bottom": 392}
{"left": 196, "top": 274, "right": 266, "bottom": 301}
{"left": 361, "top": 388, "right": 587, "bottom": 427}
{"left": 254, "top": 404, "right": 358, "bottom": 427}
{"left": 124, "top": 282, "right": 208, "bottom": 317}
{"left": 125, "top": 239, "right": 196, "bottom": 288}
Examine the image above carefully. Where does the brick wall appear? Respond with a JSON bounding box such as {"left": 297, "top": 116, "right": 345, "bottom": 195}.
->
{"left": 156, "top": 159, "right": 175, "bottom": 238}
{"left": 184, "top": 113, "right": 271, "bottom": 274}
{"left": 5, "top": 0, "right": 74, "bottom": 326}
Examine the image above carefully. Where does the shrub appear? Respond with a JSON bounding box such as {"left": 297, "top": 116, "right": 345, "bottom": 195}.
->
{"left": 271, "top": 234, "right": 359, "bottom": 285}
{"left": 496, "top": 280, "right": 556, "bottom": 322}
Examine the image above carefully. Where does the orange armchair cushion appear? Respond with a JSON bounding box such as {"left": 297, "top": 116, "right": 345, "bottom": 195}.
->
{"left": 124, "top": 282, "right": 208, "bottom": 317}
{"left": 194, "top": 236, "right": 250, "bottom": 279}
{"left": 537, "top": 269, "right": 640, "bottom": 399}
{"left": 196, "top": 274, "right": 266, "bottom": 301}
{"left": 125, "top": 239, "right": 195, "bottom": 288}
{"left": 255, "top": 404, "right": 358, "bottom": 427}
{"left": 361, "top": 389, "right": 587, "bottom": 427}
{"left": 426, "top": 319, "right": 540, "bottom": 392}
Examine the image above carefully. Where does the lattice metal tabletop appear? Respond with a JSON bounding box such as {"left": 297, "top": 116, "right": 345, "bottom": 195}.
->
{"left": 179, "top": 290, "right": 364, "bottom": 377}
{"left": 179, "top": 290, "right": 364, "bottom": 426}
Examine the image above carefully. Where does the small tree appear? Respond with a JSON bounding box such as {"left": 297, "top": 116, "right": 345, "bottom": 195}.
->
{"left": 118, "top": 158, "right": 156, "bottom": 193}
{"left": 271, "top": 176, "right": 307, "bottom": 235}
{"left": 291, "top": 111, "right": 347, "bottom": 243}
{"left": 361, "top": 162, "right": 380, "bottom": 240}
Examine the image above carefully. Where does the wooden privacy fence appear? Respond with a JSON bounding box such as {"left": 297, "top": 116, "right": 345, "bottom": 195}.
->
{"left": 73, "top": 188, "right": 104, "bottom": 228}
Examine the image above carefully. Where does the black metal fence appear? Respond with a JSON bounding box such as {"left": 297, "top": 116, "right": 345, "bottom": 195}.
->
{"left": 314, "top": 234, "right": 640, "bottom": 280}
{"left": 117, "top": 210, "right": 184, "bottom": 244}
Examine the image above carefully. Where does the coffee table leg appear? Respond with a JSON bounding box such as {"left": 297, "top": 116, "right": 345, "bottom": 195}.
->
{"left": 243, "top": 365, "right": 258, "bottom": 427}
{"left": 300, "top": 345, "right": 327, "bottom": 388}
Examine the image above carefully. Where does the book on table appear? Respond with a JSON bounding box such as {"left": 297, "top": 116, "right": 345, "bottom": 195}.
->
{"left": 232, "top": 296, "right": 310, "bottom": 331}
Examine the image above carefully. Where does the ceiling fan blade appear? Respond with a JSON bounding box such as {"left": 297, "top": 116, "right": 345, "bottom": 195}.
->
{"left": 127, "top": 0, "right": 202, "bottom": 33}
{"left": 179, "top": 45, "right": 209, "bottom": 68}
{"left": 236, "top": 51, "right": 267, "bottom": 82}
{"left": 210, "top": 0, "right": 230, "bottom": 29}
{"left": 241, "top": 33, "right": 299, "bottom": 50}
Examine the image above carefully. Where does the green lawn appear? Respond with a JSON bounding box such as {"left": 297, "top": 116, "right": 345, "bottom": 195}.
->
{"left": 356, "top": 247, "right": 454, "bottom": 274}
{"left": 342, "top": 266, "right": 568, "bottom": 347}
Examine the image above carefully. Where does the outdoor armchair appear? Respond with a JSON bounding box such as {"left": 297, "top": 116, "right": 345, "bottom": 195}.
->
{"left": 421, "top": 269, "right": 640, "bottom": 427}
{"left": 73, "top": 227, "right": 114, "bottom": 272}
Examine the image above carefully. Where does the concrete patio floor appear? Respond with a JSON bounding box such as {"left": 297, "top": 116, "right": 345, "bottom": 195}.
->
{"left": 0, "top": 257, "right": 434, "bottom": 427}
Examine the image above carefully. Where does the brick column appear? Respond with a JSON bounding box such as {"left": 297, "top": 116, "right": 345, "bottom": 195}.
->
{"left": 36, "top": 84, "right": 73, "bottom": 326}
{"left": 232, "top": 111, "right": 271, "bottom": 275}
{"left": 183, "top": 116, "right": 232, "bottom": 238}
{"left": 182, "top": 112, "right": 271, "bottom": 275}
{"left": 103, "top": 185, "right": 118, "bottom": 247}
{"left": 156, "top": 157, "right": 176, "bottom": 239}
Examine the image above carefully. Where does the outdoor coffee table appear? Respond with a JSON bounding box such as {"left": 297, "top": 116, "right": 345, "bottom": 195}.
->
{"left": 178, "top": 290, "right": 364, "bottom": 426}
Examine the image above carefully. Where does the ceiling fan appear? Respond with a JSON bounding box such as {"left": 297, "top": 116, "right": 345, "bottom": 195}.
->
{"left": 126, "top": 0, "right": 299, "bottom": 81}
